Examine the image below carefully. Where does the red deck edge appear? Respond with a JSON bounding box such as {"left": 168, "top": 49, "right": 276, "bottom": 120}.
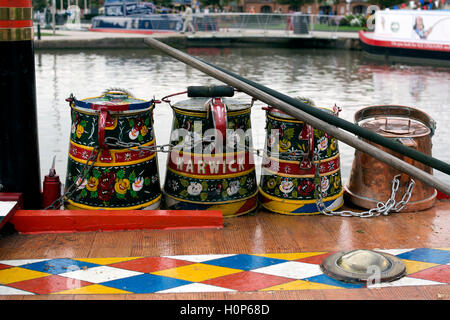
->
{"left": 358, "top": 30, "right": 450, "bottom": 52}
{"left": 9, "top": 209, "right": 223, "bottom": 234}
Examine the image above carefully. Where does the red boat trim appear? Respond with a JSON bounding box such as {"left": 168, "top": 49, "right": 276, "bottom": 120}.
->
{"left": 0, "top": 20, "right": 32, "bottom": 28}
{"left": 10, "top": 209, "right": 223, "bottom": 234}
{"left": 0, "top": 0, "right": 32, "bottom": 7}
{"left": 359, "top": 30, "right": 450, "bottom": 53}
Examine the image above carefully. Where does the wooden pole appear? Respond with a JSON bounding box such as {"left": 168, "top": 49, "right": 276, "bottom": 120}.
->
{"left": 143, "top": 37, "right": 450, "bottom": 196}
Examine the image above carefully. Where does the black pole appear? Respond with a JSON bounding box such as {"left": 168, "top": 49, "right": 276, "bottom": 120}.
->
{"left": 196, "top": 58, "right": 450, "bottom": 176}
{"left": 0, "top": 2, "right": 42, "bottom": 209}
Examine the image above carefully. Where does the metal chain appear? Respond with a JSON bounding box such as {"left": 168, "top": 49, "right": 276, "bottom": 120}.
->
{"left": 104, "top": 137, "right": 174, "bottom": 153}
{"left": 313, "top": 152, "right": 415, "bottom": 218}
{"left": 44, "top": 148, "right": 99, "bottom": 210}
{"left": 104, "top": 136, "right": 415, "bottom": 218}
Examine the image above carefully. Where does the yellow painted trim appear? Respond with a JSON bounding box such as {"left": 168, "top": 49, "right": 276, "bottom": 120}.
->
{"left": 0, "top": 7, "right": 33, "bottom": 21}
{"left": 167, "top": 166, "right": 255, "bottom": 180}
{"left": 223, "top": 204, "right": 258, "bottom": 218}
{"left": 173, "top": 107, "right": 250, "bottom": 118}
{"left": 0, "top": 27, "right": 32, "bottom": 41}
{"left": 258, "top": 187, "right": 344, "bottom": 204}
{"left": 65, "top": 194, "right": 161, "bottom": 210}
{"left": 164, "top": 190, "right": 258, "bottom": 205}
{"left": 262, "top": 167, "right": 341, "bottom": 178}
{"left": 264, "top": 153, "right": 340, "bottom": 164}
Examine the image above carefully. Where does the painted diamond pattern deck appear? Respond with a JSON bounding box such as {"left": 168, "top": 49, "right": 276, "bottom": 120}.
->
{"left": 0, "top": 248, "right": 448, "bottom": 295}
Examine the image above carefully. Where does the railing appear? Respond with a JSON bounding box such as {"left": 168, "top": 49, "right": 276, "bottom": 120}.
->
{"left": 187, "top": 13, "right": 356, "bottom": 36}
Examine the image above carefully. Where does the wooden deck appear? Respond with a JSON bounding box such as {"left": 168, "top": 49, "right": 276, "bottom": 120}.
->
{"left": 0, "top": 200, "right": 449, "bottom": 300}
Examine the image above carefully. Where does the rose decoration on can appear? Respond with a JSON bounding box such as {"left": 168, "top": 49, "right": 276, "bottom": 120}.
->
{"left": 98, "top": 171, "right": 116, "bottom": 202}
{"left": 279, "top": 178, "right": 294, "bottom": 194}
{"left": 115, "top": 178, "right": 131, "bottom": 195}
{"left": 317, "top": 136, "right": 328, "bottom": 151}
{"left": 187, "top": 182, "right": 202, "bottom": 196}
{"left": 226, "top": 181, "right": 240, "bottom": 196}
{"left": 76, "top": 124, "right": 85, "bottom": 138}
{"left": 86, "top": 177, "right": 99, "bottom": 192}
{"left": 321, "top": 176, "right": 330, "bottom": 193}
{"left": 76, "top": 177, "right": 87, "bottom": 190}
{"left": 132, "top": 177, "right": 144, "bottom": 192}
{"left": 129, "top": 128, "right": 140, "bottom": 140}
{"left": 297, "top": 180, "right": 315, "bottom": 196}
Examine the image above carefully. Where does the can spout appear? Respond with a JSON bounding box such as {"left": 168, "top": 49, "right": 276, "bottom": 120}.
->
{"left": 49, "top": 155, "right": 57, "bottom": 177}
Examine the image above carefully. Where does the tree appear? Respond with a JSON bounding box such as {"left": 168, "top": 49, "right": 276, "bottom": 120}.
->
{"left": 368, "top": 0, "right": 405, "bottom": 9}
{"left": 276, "top": 0, "right": 315, "bottom": 11}
{"left": 33, "top": 0, "right": 48, "bottom": 11}
{"left": 199, "top": 0, "right": 231, "bottom": 10}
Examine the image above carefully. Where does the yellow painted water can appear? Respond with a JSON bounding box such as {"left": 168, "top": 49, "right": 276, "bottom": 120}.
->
{"left": 162, "top": 86, "right": 258, "bottom": 217}
{"left": 64, "top": 89, "right": 162, "bottom": 210}
{"left": 259, "top": 100, "right": 344, "bottom": 215}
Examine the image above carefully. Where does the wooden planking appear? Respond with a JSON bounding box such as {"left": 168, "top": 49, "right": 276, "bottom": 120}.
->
{"left": 0, "top": 204, "right": 449, "bottom": 259}
{"left": 0, "top": 201, "right": 449, "bottom": 300}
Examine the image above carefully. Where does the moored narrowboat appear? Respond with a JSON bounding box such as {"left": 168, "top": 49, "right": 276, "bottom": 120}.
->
{"left": 359, "top": 10, "right": 450, "bottom": 62}
{"left": 90, "top": 0, "right": 184, "bottom": 34}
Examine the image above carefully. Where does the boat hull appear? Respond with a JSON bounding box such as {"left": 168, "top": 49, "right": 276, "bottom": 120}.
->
{"left": 359, "top": 31, "right": 450, "bottom": 61}
{"left": 90, "top": 15, "right": 184, "bottom": 33}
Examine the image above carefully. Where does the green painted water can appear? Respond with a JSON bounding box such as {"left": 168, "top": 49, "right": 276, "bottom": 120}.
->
{"left": 64, "top": 89, "right": 162, "bottom": 210}
{"left": 259, "top": 100, "right": 344, "bottom": 215}
{"left": 162, "top": 88, "right": 258, "bottom": 217}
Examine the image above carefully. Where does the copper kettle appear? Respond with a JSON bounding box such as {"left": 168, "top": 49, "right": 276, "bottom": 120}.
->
{"left": 345, "top": 105, "right": 437, "bottom": 212}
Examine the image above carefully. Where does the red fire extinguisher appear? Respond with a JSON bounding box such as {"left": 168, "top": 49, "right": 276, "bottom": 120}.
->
{"left": 42, "top": 156, "right": 61, "bottom": 209}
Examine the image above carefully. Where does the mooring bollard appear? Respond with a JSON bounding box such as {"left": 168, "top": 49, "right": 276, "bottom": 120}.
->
{"left": 0, "top": 0, "right": 42, "bottom": 209}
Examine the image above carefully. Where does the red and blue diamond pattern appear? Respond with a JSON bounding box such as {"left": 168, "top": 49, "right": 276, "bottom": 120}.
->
{"left": 0, "top": 248, "right": 448, "bottom": 295}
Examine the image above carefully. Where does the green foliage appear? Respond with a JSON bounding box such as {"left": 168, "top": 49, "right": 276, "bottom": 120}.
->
{"left": 339, "top": 14, "right": 367, "bottom": 27}
{"left": 276, "top": 0, "right": 315, "bottom": 8}
{"left": 368, "top": 0, "right": 405, "bottom": 9}
{"left": 33, "top": 0, "right": 48, "bottom": 11}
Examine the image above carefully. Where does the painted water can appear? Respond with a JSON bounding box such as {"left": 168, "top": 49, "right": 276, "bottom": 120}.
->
{"left": 163, "top": 86, "right": 258, "bottom": 217}
{"left": 64, "top": 89, "right": 162, "bottom": 210}
{"left": 259, "top": 100, "right": 344, "bottom": 215}
{"left": 345, "top": 105, "right": 436, "bottom": 212}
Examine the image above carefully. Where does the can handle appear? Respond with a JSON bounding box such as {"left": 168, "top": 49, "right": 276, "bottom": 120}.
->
{"left": 299, "top": 124, "right": 314, "bottom": 169}
{"left": 98, "top": 108, "right": 113, "bottom": 163}
{"left": 209, "top": 98, "right": 228, "bottom": 143}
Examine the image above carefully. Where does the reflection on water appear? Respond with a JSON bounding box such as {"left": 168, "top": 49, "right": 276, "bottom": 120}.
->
{"left": 35, "top": 48, "right": 450, "bottom": 188}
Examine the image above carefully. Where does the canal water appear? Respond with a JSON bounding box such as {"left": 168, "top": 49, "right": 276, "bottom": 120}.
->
{"left": 35, "top": 47, "right": 450, "bottom": 193}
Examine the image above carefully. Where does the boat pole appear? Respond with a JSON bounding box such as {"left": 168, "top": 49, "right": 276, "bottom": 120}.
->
{"left": 0, "top": 0, "right": 42, "bottom": 208}
{"left": 143, "top": 37, "right": 450, "bottom": 196}
{"left": 145, "top": 40, "right": 450, "bottom": 177}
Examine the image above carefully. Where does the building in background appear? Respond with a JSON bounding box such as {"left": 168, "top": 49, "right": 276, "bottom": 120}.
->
{"left": 239, "top": 0, "right": 370, "bottom": 15}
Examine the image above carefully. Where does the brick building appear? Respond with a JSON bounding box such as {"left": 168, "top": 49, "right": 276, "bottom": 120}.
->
{"left": 239, "top": 0, "right": 370, "bottom": 15}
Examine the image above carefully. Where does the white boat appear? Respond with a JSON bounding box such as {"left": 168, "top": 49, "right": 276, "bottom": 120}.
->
{"left": 359, "top": 10, "right": 450, "bottom": 61}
